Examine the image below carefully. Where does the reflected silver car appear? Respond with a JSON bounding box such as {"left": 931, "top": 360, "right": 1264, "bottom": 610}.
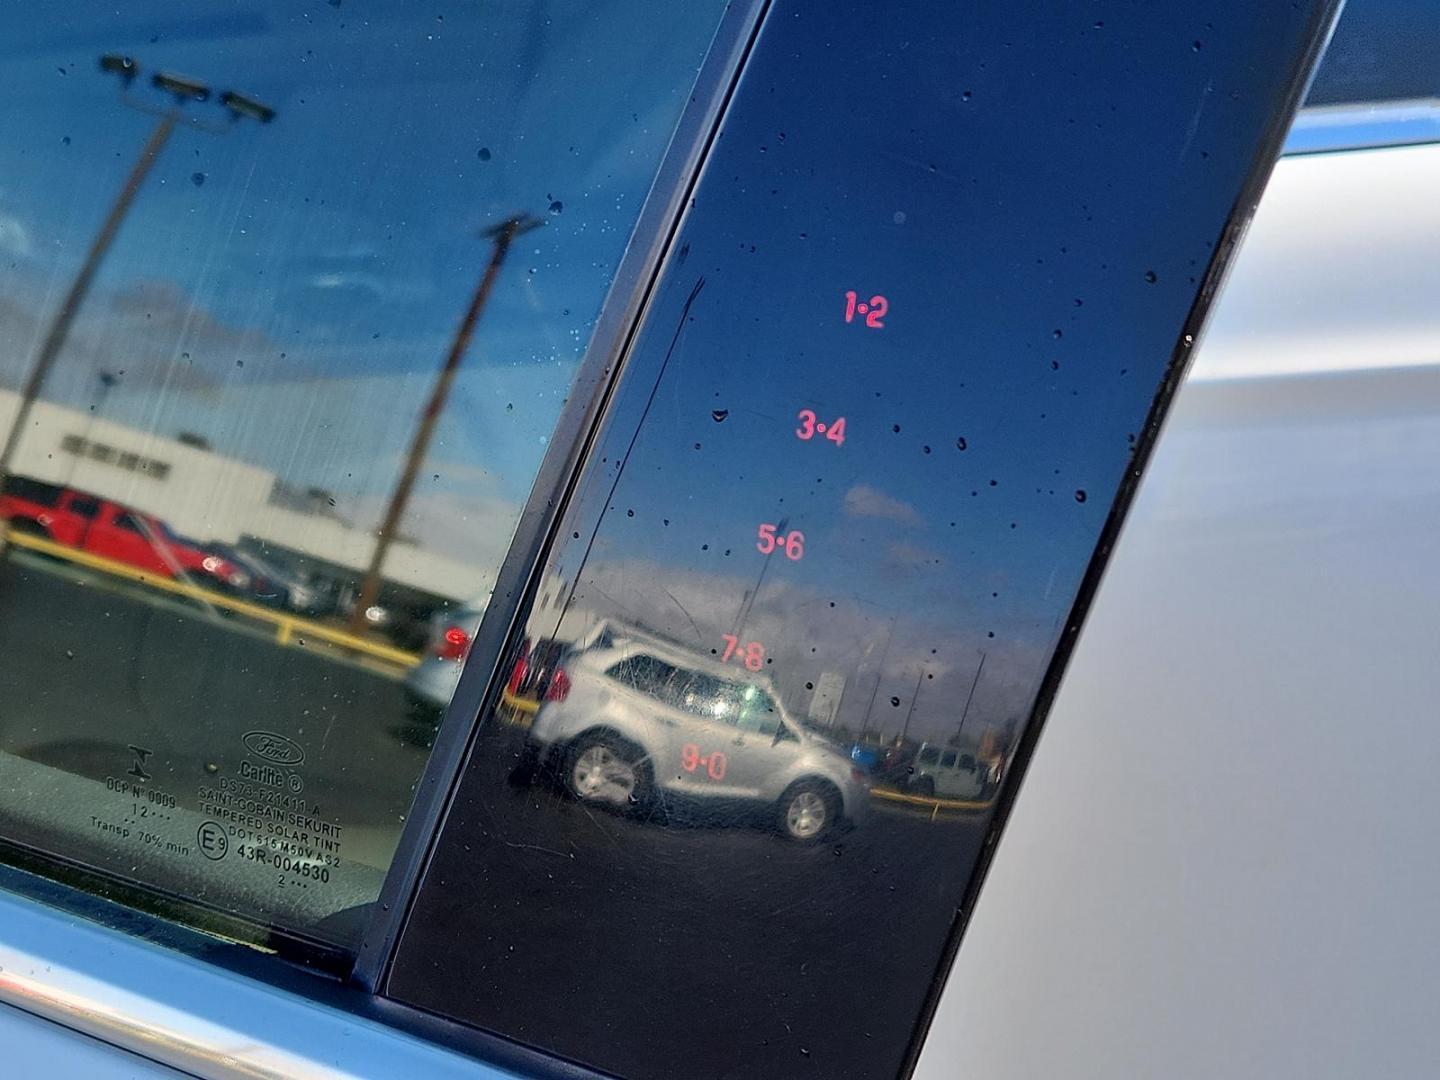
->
{"left": 525, "top": 638, "right": 870, "bottom": 841}
{"left": 403, "top": 601, "right": 488, "bottom": 724}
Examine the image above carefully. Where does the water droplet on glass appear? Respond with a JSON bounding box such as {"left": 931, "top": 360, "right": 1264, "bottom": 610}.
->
{"left": 892, "top": 210, "right": 907, "bottom": 225}
{"left": 890, "top": 697, "right": 901, "bottom": 707}
{"left": 1074, "top": 489, "right": 1087, "bottom": 503}
{"left": 548, "top": 200, "right": 563, "bottom": 215}
{"left": 711, "top": 409, "right": 728, "bottom": 422}
{"left": 955, "top": 436, "right": 967, "bottom": 451}
{"left": 191, "top": 172, "right": 206, "bottom": 187}
{"left": 1052, "top": 328, "right": 1063, "bottom": 340}
{"left": 477, "top": 147, "right": 492, "bottom": 161}
{"left": 1144, "top": 270, "right": 1158, "bottom": 284}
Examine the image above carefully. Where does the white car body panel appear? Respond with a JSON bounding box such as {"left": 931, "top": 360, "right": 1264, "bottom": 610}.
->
{"left": 916, "top": 139, "right": 1440, "bottom": 1078}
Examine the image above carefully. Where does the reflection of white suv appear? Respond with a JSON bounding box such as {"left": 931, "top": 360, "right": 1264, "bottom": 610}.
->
{"left": 909, "top": 743, "right": 991, "bottom": 800}
{"left": 523, "top": 638, "right": 870, "bottom": 841}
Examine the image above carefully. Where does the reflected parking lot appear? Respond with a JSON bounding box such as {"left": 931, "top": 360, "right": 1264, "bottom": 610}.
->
{"left": 440, "top": 699, "right": 989, "bottom": 1080}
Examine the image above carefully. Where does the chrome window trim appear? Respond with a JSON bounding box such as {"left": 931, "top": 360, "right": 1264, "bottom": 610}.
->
{"left": 0, "top": 887, "right": 510, "bottom": 1079}
{"left": 1284, "top": 98, "right": 1440, "bottom": 155}
{"left": 0, "top": 1001, "right": 188, "bottom": 1078}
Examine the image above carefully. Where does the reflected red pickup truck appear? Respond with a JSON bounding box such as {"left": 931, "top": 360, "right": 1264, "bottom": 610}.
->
{"left": 0, "top": 477, "right": 244, "bottom": 589}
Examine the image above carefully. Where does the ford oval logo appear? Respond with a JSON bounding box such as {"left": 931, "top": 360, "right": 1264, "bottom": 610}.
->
{"left": 243, "top": 730, "right": 305, "bottom": 766}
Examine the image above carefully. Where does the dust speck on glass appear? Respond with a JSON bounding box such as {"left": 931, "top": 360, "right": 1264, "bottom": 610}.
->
{"left": 0, "top": 0, "right": 728, "bottom": 951}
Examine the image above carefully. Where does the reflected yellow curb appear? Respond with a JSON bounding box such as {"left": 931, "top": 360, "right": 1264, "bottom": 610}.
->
{"left": 497, "top": 688, "right": 538, "bottom": 727}
{"left": 4, "top": 527, "right": 420, "bottom": 669}
{"left": 499, "top": 688, "right": 540, "bottom": 715}
{"left": 869, "top": 785, "right": 993, "bottom": 813}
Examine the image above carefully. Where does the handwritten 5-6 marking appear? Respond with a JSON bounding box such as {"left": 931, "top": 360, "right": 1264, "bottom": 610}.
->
{"left": 757, "top": 523, "right": 805, "bottom": 561}
{"left": 796, "top": 409, "right": 846, "bottom": 446}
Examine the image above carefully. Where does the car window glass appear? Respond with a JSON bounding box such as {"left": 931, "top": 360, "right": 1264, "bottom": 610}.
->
{"left": 605, "top": 655, "right": 646, "bottom": 686}
{"left": 2, "top": 477, "right": 60, "bottom": 506}
{"left": 610, "top": 654, "right": 668, "bottom": 695}
{"left": 0, "top": 0, "right": 730, "bottom": 956}
{"left": 672, "top": 670, "right": 733, "bottom": 720}
{"left": 919, "top": 747, "right": 940, "bottom": 766}
{"left": 733, "top": 688, "right": 781, "bottom": 735}
{"left": 67, "top": 495, "right": 99, "bottom": 518}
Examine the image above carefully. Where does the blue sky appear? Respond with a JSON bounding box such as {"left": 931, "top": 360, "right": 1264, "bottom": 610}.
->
{"left": 0, "top": 1, "right": 726, "bottom": 549}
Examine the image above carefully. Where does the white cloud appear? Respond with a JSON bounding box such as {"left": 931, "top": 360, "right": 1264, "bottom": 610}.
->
{"left": 0, "top": 213, "right": 32, "bottom": 258}
{"left": 843, "top": 483, "right": 923, "bottom": 526}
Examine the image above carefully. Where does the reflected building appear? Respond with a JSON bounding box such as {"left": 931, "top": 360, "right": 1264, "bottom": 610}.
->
{"left": 0, "top": 387, "right": 494, "bottom": 605}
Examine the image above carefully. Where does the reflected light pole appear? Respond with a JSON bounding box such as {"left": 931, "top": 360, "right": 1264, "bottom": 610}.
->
{"left": 898, "top": 665, "right": 926, "bottom": 745}
{"left": 858, "top": 618, "right": 897, "bottom": 741}
{"left": 348, "top": 214, "right": 543, "bottom": 634}
{"left": 0, "top": 55, "right": 274, "bottom": 532}
{"left": 952, "top": 650, "right": 987, "bottom": 747}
